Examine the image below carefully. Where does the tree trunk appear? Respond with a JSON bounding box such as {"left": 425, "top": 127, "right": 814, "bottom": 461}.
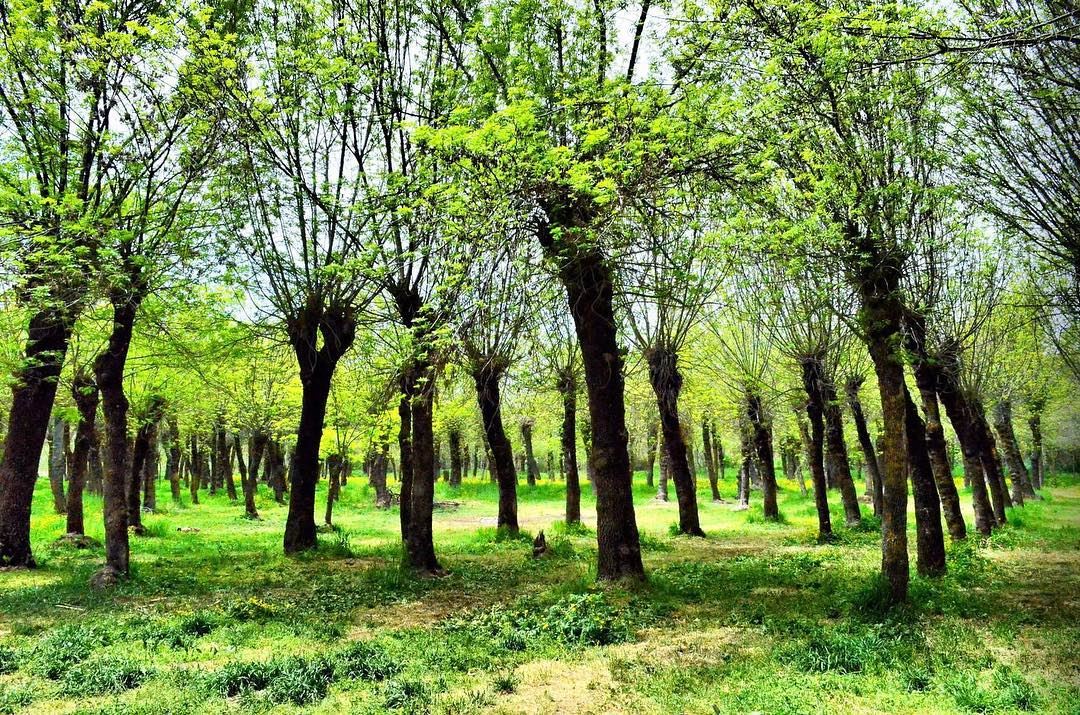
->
{"left": 88, "top": 433, "right": 104, "bottom": 496}
{"left": 521, "top": 421, "right": 541, "bottom": 487}
{"left": 646, "top": 348, "right": 704, "bottom": 536}
{"left": 537, "top": 211, "right": 643, "bottom": 580}
{"left": 189, "top": 435, "right": 201, "bottom": 505}
{"left": 405, "top": 361, "right": 442, "bottom": 573}
{"left": 935, "top": 366, "right": 996, "bottom": 535}
{"left": 703, "top": 418, "right": 721, "bottom": 501}
{"left": 241, "top": 431, "right": 261, "bottom": 519}
{"left": 746, "top": 392, "right": 779, "bottom": 521}
{"left": 371, "top": 436, "right": 391, "bottom": 508}
{"left": 851, "top": 238, "right": 910, "bottom": 603}
{"left": 559, "top": 370, "right": 581, "bottom": 525}
{"left": 165, "top": 418, "right": 181, "bottom": 503}
{"left": 397, "top": 385, "right": 413, "bottom": 538}
{"left": 737, "top": 426, "right": 751, "bottom": 508}
{"left": 845, "top": 378, "right": 883, "bottom": 517}
{"left": 324, "top": 454, "right": 343, "bottom": 527}
{"left": 473, "top": 364, "right": 519, "bottom": 534}
{"left": 0, "top": 304, "right": 76, "bottom": 566}
{"left": 970, "top": 400, "right": 1011, "bottom": 520}
{"left": 48, "top": 415, "right": 68, "bottom": 514}
{"left": 1029, "top": 409, "right": 1044, "bottom": 490}
{"left": 819, "top": 379, "right": 861, "bottom": 526}
{"left": 657, "top": 427, "right": 670, "bottom": 502}
{"left": 67, "top": 372, "right": 99, "bottom": 536}
{"left": 283, "top": 361, "right": 335, "bottom": 553}
{"left": 993, "top": 400, "right": 1035, "bottom": 502}
{"left": 645, "top": 421, "right": 658, "bottom": 489}
{"left": 902, "top": 390, "right": 947, "bottom": 576}
{"left": 141, "top": 420, "right": 159, "bottom": 514}
{"left": 449, "top": 429, "right": 463, "bottom": 487}
{"left": 911, "top": 361, "right": 967, "bottom": 540}
{"left": 94, "top": 298, "right": 140, "bottom": 580}
{"left": 799, "top": 363, "right": 834, "bottom": 541}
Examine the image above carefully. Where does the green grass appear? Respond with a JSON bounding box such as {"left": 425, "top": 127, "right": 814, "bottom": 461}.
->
{"left": 0, "top": 471, "right": 1077, "bottom": 713}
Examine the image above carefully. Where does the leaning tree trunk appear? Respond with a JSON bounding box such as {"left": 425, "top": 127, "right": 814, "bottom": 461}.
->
{"left": 936, "top": 366, "right": 996, "bottom": 535}
{"left": 799, "top": 362, "right": 834, "bottom": 542}
{"left": 845, "top": 378, "right": 883, "bottom": 518}
{"left": 912, "top": 360, "right": 967, "bottom": 540}
{"left": 746, "top": 391, "right": 779, "bottom": 521}
{"left": 537, "top": 210, "right": 643, "bottom": 579}
{"left": 902, "top": 390, "right": 947, "bottom": 576}
{"left": 703, "top": 418, "right": 721, "bottom": 502}
{"left": 521, "top": 421, "right": 541, "bottom": 487}
{"left": 473, "top": 363, "right": 520, "bottom": 535}
{"left": 0, "top": 304, "right": 77, "bottom": 566}
{"left": 993, "top": 400, "right": 1035, "bottom": 502}
{"left": 819, "top": 378, "right": 861, "bottom": 526}
{"left": 646, "top": 348, "right": 704, "bottom": 536}
{"left": 559, "top": 370, "right": 581, "bottom": 525}
{"left": 48, "top": 415, "right": 68, "bottom": 514}
{"left": 94, "top": 297, "right": 141, "bottom": 581}
{"left": 970, "top": 399, "right": 1010, "bottom": 522}
{"left": 449, "top": 429, "right": 463, "bottom": 487}
{"left": 66, "top": 372, "right": 99, "bottom": 536}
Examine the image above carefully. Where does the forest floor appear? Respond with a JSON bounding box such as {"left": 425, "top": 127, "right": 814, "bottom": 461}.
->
{"left": 1, "top": 472, "right": 1078, "bottom": 714}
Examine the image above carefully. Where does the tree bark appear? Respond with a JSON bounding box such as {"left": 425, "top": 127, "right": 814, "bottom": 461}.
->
{"left": 845, "top": 378, "right": 883, "bottom": 517}
{"left": 935, "top": 364, "right": 996, "bottom": 535}
{"left": 971, "top": 400, "right": 1011, "bottom": 520}
{"left": 521, "top": 421, "right": 541, "bottom": 487}
{"left": 815, "top": 378, "right": 861, "bottom": 526}
{"left": 703, "top": 418, "right": 721, "bottom": 501}
{"left": 993, "top": 400, "right": 1035, "bottom": 502}
{"left": 283, "top": 305, "right": 354, "bottom": 554}
{"left": 911, "top": 360, "right": 967, "bottom": 540}
{"left": 473, "top": 363, "right": 519, "bottom": 534}
{"left": 397, "top": 385, "right": 413, "bottom": 537}
{"left": 536, "top": 208, "right": 643, "bottom": 579}
{"left": 141, "top": 420, "right": 159, "bottom": 514}
{"left": 66, "top": 372, "right": 99, "bottom": 536}
{"left": 324, "top": 453, "right": 343, "bottom": 527}
{"left": 449, "top": 429, "right": 463, "bottom": 487}
{"left": 241, "top": 431, "right": 261, "bottom": 519}
{"left": 559, "top": 370, "right": 581, "bottom": 525}
{"left": 737, "top": 426, "right": 752, "bottom": 508}
{"left": 217, "top": 424, "right": 236, "bottom": 502}
{"left": 48, "top": 415, "right": 68, "bottom": 514}
{"left": 404, "top": 360, "right": 441, "bottom": 573}
{"left": 94, "top": 298, "right": 140, "bottom": 579}
{"left": 0, "top": 304, "right": 76, "bottom": 566}
{"left": 646, "top": 348, "right": 704, "bottom": 536}
{"left": 903, "top": 390, "right": 947, "bottom": 576}
{"left": 799, "top": 363, "right": 834, "bottom": 541}
{"left": 746, "top": 391, "right": 779, "bottom": 521}
{"left": 189, "top": 435, "right": 201, "bottom": 505}
{"left": 165, "top": 418, "right": 181, "bottom": 503}
{"left": 1029, "top": 409, "right": 1044, "bottom": 490}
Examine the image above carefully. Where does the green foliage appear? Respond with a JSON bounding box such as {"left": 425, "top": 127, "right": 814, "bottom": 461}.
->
{"left": 450, "top": 592, "right": 632, "bottom": 649}
{"left": 0, "top": 644, "right": 17, "bottom": 675}
{"left": 491, "top": 670, "right": 518, "bottom": 694}
{"left": 205, "top": 659, "right": 276, "bottom": 697}
{"left": 264, "top": 655, "right": 335, "bottom": 706}
{"left": 382, "top": 677, "right": 431, "bottom": 713}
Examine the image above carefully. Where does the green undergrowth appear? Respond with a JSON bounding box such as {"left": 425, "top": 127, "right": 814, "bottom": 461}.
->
{"left": 0, "top": 473, "right": 1076, "bottom": 713}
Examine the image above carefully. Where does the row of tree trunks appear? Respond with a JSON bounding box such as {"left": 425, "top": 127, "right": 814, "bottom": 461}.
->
{"left": 994, "top": 400, "right": 1037, "bottom": 501}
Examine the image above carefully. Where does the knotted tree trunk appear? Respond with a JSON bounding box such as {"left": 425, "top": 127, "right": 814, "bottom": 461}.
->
{"left": 993, "top": 400, "right": 1036, "bottom": 501}
{"left": 746, "top": 391, "right": 779, "bottom": 521}
{"left": 800, "top": 360, "right": 834, "bottom": 542}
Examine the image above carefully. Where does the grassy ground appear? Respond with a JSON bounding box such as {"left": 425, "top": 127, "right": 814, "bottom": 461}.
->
{"left": 1, "top": 470, "right": 1078, "bottom": 714}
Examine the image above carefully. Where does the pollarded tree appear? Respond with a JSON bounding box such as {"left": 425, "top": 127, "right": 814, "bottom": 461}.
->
{"left": 618, "top": 201, "right": 730, "bottom": 536}
{"left": 218, "top": 0, "right": 380, "bottom": 554}
{"left": 456, "top": 240, "right": 541, "bottom": 535}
